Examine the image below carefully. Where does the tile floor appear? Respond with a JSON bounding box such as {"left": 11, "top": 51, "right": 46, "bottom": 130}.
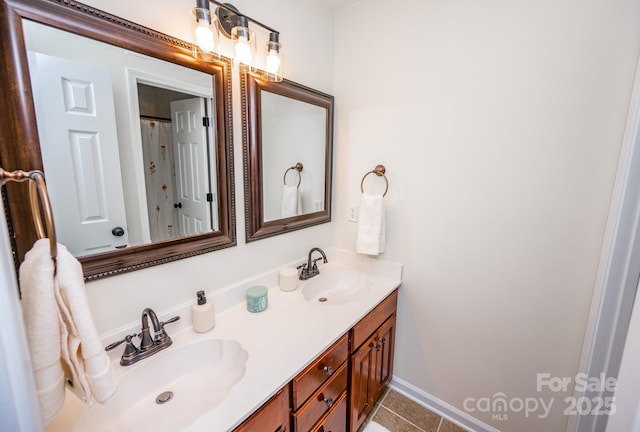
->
{"left": 358, "top": 388, "right": 470, "bottom": 432}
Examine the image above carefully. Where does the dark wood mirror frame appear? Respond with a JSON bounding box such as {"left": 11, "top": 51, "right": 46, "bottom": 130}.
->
{"left": 0, "top": 0, "right": 236, "bottom": 280}
{"left": 241, "top": 71, "right": 334, "bottom": 242}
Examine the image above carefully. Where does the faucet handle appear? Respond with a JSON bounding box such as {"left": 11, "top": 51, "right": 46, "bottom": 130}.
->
{"left": 106, "top": 333, "right": 140, "bottom": 365}
{"left": 312, "top": 257, "right": 325, "bottom": 270}
{"left": 161, "top": 316, "right": 180, "bottom": 326}
{"left": 155, "top": 315, "right": 180, "bottom": 343}
{"left": 105, "top": 333, "right": 138, "bottom": 351}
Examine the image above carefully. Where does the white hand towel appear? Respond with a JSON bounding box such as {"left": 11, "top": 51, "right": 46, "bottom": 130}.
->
{"left": 356, "top": 193, "right": 386, "bottom": 255}
{"left": 19, "top": 239, "right": 65, "bottom": 424}
{"left": 281, "top": 185, "right": 301, "bottom": 218}
{"left": 19, "top": 239, "right": 117, "bottom": 425}
{"left": 54, "top": 243, "right": 117, "bottom": 403}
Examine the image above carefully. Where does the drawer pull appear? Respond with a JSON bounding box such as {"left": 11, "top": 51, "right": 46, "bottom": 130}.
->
{"left": 375, "top": 344, "right": 381, "bottom": 352}
{"left": 323, "top": 365, "right": 334, "bottom": 377}
{"left": 380, "top": 337, "right": 387, "bottom": 345}
{"left": 323, "top": 397, "right": 334, "bottom": 408}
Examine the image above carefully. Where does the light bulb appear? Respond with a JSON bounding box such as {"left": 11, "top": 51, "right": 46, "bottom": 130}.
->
{"left": 195, "top": 20, "right": 215, "bottom": 53}
{"left": 235, "top": 37, "right": 253, "bottom": 65}
{"left": 265, "top": 50, "right": 281, "bottom": 73}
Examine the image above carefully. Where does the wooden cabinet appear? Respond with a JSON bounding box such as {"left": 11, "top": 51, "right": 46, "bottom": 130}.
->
{"left": 234, "top": 386, "right": 290, "bottom": 432}
{"left": 234, "top": 288, "right": 398, "bottom": 432}
{"left": 349, "top": 291, "right": 398, "bottom": 432}
{"left": 292, "top": 334, "right": 349, "bottom": 431}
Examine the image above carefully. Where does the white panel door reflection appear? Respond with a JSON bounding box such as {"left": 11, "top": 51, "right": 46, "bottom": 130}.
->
{"left": 28, "top": 52, "right": 128, "bottom": 256}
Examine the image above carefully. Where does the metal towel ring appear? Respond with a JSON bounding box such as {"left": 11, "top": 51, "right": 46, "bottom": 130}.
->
{"left": 0, "top": 168, "right": 58, "bottom": 267}
{"left": 360, "top": 164, "right": 389, "bottom": 197}
{"left": 283, "top": 162, "right": 303, "bottom": 187}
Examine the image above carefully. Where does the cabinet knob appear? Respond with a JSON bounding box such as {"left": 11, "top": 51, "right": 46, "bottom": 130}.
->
{"left": 174, "top": 202, "right": 182, "bottom": 209}
{"left": 379, "top": 337, "right": 387, "bottom": 345}
{"left": 318, "top": 392, "right": 333, "bottom": 408}
{"left": 375, "top": 344, "right": 382, "bottom": 352}
{"left": 323, "top": 365, "right": 334, "bottom": 377}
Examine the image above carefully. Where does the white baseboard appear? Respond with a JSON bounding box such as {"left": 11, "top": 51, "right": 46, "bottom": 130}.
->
{"left": 389, "top": 376, "right": 502, "bottom": 432}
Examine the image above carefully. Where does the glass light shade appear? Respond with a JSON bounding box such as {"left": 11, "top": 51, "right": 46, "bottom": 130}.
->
{"left": 231, "top": 17, "right": 256, "bottom": 70}
{"left": 192, "top": 6, "right": 219, "bottom": 61}
{"left": 196, "top": 20, "right": 215, "bottom": 52}
{"left": 261, "top": 33, "right": 283, "bottom": 82}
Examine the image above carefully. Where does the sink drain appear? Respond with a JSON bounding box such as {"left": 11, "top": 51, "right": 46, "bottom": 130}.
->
{"left": 156, "top": 391, "right": 173, "bottom": 404}
{"left": 318, "top": 297, "right": 327, "bottom": 302}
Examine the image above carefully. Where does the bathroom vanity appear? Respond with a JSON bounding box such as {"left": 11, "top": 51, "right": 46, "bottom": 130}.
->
{"left": 46, "top": 250, "right": 401, "bottom": 432}
{"left": 234, "top": 289, "right": 398, "bottom": 432}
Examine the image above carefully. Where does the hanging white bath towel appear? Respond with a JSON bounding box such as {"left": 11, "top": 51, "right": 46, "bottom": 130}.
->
{"left": 356, "top": 192, "right": 386, "bottom": 255}
{"left": 19, "top": 239, "right": 65, "bottom": 424}
{"left": 281, "top": 185, "right": 302, "bottom": 218}
{"left": 20, "top": 239, "right": 117, "bottom": 424}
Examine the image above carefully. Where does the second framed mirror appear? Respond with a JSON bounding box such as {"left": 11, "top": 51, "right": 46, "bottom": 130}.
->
{"left": 241, "top": 70, "right": 334, "bottom": 241}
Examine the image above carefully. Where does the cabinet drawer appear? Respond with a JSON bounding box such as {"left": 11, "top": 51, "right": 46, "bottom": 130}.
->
{"left": 293, "top": 363, "right": 347, "bottom": 432}
{"left": 351, "top": 289, "right": 398, "bottom": 352}
{"left": 310, "top": 391, "right": 347, "bottom": 432}
{"left": 292, "top": 333, "right": 348, "bottom": 410}
{"left": 234, "top": 386, "right": 290, "bottom": 432}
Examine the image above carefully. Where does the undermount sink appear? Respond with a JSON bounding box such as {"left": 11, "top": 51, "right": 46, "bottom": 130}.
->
{"left": 301, "top": 267, "right": 371, "bottom": 304}
{"left": 71, "top": 338, "right": 248, "bottom": 432}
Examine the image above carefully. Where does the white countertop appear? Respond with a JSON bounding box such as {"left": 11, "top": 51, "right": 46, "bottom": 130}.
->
{"left": 47, "top": 248, "right": 402, "bottom": 432}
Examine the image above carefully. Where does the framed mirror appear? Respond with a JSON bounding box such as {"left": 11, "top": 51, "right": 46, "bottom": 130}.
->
{"left": 241, "top": 71, "right": 334, "bottom": 241}
{"left": 0, "top": 0, "right": 236, "bottom": 280}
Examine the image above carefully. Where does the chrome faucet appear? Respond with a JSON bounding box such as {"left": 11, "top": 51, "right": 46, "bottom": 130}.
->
{"left": 105, "top": 308, "right": 180, "bottom": 366}
{"left": 298, "top": 247, "right": 328, "bottom": 280}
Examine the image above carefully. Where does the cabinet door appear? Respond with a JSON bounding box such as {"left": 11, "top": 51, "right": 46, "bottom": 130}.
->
{"left": 350, "top": 337, "right": 377, "bottom": 432}
{"left": 234, "top": 386, "right": 290, "bottom": 432}
{"left": 376, "top": 315, "right": 396, "bottom": 394}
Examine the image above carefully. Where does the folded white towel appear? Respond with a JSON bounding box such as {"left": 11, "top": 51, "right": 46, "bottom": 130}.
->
{"left": 281, "top": 185, "right": 302, "bottom": 218}
{"left": 19, "top": 239, "right": 65, "bottom": 424}
{"left": 54, "top": 243, "right": 117, "bottom": 403}
{"left": 356, "top": 193, "right": 386, "bottom": 255}
{"left": 19, "top": 239, "right": 117, "bottom": 424}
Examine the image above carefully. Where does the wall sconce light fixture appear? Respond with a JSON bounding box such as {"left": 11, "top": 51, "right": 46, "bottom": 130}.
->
{"left": 192, "top": 0, "right": 284, "bottom": 82}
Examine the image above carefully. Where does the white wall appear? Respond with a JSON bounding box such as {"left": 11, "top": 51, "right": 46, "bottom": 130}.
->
{"left": 334, "top": 1, "right": 640, "bottom": 431}
{"left": 64, "top": 0, "right": 336, "bottom": 333}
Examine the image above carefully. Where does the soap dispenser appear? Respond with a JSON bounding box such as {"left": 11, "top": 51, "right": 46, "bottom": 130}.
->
{"left": 192, "top": 290, "right": 215, "bottom": 333}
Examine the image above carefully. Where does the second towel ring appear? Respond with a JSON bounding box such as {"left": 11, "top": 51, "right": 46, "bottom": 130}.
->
{"left": 283, "top": 163, "right": 303, "bottom": 187}
{"left": 360, "top": 164, "right": 389, "bottom": 197}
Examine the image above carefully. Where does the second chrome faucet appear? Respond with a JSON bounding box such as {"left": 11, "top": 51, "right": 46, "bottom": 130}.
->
{"left": 298, "top": 247, "right": 328, "bottom": 280}
{"left": 105, "top": 308, "right": 180, "bottom": 366}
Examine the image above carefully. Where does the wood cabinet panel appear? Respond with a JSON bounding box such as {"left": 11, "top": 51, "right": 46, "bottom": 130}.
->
{"left": 377, "top": 315, "right": 396, "bottom": 392}
{"left": 350, "top": 337, "right": 377, "bottom": 432}
{"left": 351, "top": 290, "right": 398, "bottom": 352}
{"left": 234, "top": 386, "right": 290, "bottom": 432}
{"left": 310, "top": 392, "right": 347, "bottom": 432}
{"left": 293, "top": 363, "right": 347, "bottom": 432}
{"left": 349, "top": 291, "right": 398, "bottom": 432}
{"left": 292, "top": 333, "right": 349, "bottom": 410}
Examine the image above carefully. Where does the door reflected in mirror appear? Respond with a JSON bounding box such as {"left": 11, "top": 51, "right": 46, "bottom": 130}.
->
{"left": 24, "top": 21, "right": 219, "bottom": 257}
